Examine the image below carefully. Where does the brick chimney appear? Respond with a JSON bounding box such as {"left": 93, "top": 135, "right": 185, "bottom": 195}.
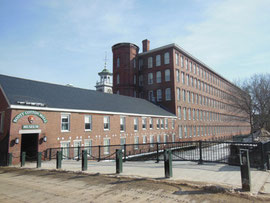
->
{"left": 142, "top": 39, "right": 150, "bottom": 52}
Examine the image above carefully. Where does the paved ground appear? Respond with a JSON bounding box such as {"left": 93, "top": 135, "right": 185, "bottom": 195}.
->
{"left": 0, "top": 167, "right": 269, "bottom": 203}
{"left": 20, "top": 160, "right": 270, "bottom": 196}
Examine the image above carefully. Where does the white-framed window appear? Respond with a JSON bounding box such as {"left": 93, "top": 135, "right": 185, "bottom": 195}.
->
{"left": 61, "top": 114, "right": 70, "bottom": 132}
{"left": 103, "top": 138, "right": 110, "bottom": 155}
{"left": 189, "top": 126, "right": 192, "bottom": 137}
{"left": 177, "top": 106, "right": 181, "bottom": 119}
{"left": 74, "top": 140, "right": 81, "bottom": 158}
{"left": 156, "top": 55, "right": 161, "bottom": 66}
{"left": 172, "top": 119, "right": 175, "bottom": 129}
{"left": 179, "top": 125, "right": 183, "bottom": 139}
{"left": 181, "top": 56, "right": 184, "bottom": 68}
{"left": 184, "top": 125, "right": 187, "bottom": 138}
{"left": 134, "top": 136, "right": 139, "bottom": 149}
{"left": 117, "top": 57, "right": 120, "bottom": 68}
{"left": 177, "top": 88, "right": 180, "bottom": 101}
{"left": 156, "top": 71, "right": 161, "bottom": 83}
{"left": 165, "top": 88, "right": 171, "bottom": 101}
{"left": 84, "top": 139, "right": 92, "bottom": 155}
{"left": 142, "top": 117, "right": 147, "bottom": 130}
{"left": 183, "top": 107, "right": 186, "bottom": 120}
{"left": 120, "top": 116, "right": 126, "bottom": 132}
{"left": 104, "top": 116, "right": 110, "bottom": 130}
{"left": 186, "top": 74, "right": 189, "bottom": 86}
{"left": 84, "top": 115, "right": 92, "bottom": 131}
{"left": 164, "top": 52, "right": 170, "bottom": 64}
{"left": 0, "top": 112, "right": 5, "bottom": 133}
{"left": 134, "top": 118, "right": 138, "bottom": 131}
{"left": 156, "top": 119, "right": 160, "bottom": 129}
{"left": 148, "top": 57, "right": 153, "bottom": 68}
{"left": 149, "top": 118, "right": 153, "bottom": 129}
{"left": 165, "top": 118, "right": 168, "bottom": 129}
{"left": 187, "top": 91, "right": 190, "bottom": 103}
{"left": 148, "top": 73, "right": 153, "bottom": 84}
{"left": 120, "top": 137, "right": 126, "bottom": 151}
{"left": 143, "top": 135, "right": 147, "bottom": 144}
{"left": 164, "top": 134, "right": 167, "bottom": 144}
{"left": 188, "top": 108, "right": 191, "bottom": 120}
{"left": 117, "top": 74, "right": 120, "bottom": 84}
{"left": 176, "top": 69, "right": 180, "bottom": 82}
{"left": 150, "top": 135, "right": 154, "bottom": 148}
{"left": 161, "top": 119, "right": 164, "bottom": 129}
{"left": 157, "top": 89, "right": 162, "bottom": 101}
{"left": 165, "top": 69, "right": 170, "bottom": 81}
{"left": 175, "top": 53, "right": 179, "bottom": 65}
{"left": 181, "top": 72, "right": 185, "bottom": 84}
{"left": 157, "top": 135, "right": 161, "bottom": 143}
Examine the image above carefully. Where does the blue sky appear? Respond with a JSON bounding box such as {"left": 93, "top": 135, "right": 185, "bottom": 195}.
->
{"left": 0, "top": 0, "right": 269, "bottom": 89}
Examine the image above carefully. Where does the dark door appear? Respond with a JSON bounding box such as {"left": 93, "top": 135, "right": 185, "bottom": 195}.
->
{"left": 21, "top": 133, "right": 38, "bottom": 161}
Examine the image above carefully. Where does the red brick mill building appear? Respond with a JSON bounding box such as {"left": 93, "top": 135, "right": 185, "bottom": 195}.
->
{"left": 0, "top": 40, "right": 250, "bottom": 165}
{"left": 0, "top": 74, "right": 176, "bottom": 165}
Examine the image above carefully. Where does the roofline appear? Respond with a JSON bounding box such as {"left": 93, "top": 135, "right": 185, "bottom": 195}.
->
{"left": 10, "top": 105, "right": 177, "bottom": 119}
{"left": 112, "top": 42, "right": 139, "bottom": 50}
{"left": 138, "top": 43, "right": 233, "bottom": 87}
{"left": 0, "top": 85, "right": 11, "bottom": 107}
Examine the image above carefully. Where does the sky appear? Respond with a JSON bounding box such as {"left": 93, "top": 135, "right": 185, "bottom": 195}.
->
{"left": 0, "top": 0, "right": 269, "bottom": 89}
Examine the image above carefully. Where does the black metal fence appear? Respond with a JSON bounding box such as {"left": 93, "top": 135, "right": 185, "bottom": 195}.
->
{"left": 44, "top": 140, "right": 270, "bottom": 169}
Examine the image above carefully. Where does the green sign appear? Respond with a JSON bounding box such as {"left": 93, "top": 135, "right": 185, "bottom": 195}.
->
{"left": 13, "top": 110, "right": 48, "bottom": 123}
{"left": 22, "top": 125, "right": 39, "bottom": 129}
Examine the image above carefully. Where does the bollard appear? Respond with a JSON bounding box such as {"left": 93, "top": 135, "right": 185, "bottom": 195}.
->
{"left": 116, "top": 149, "right": 123, "bottom": 174}
{"left": 98, "top": 145, "right": 101, "bottom": 162}
{"left": 21, "top": 152, "right": 26, "bottom": 167}
{"left": 56, "top": 151, "right": 62, "bottom": 169}
{"left": 164, "top": 149, "right": 172, "bottom": 178}
{"left": 156, "top": 143, "right": 160, "bottom": 163}
{"left": 37, "top": 152, "right": 42, "bottom": 168}
{"left": 267, "top": 152, "right": 270, "bottom": 170}
{"left": 240, "top": 149, "right": 251, "bottom": 191}
{"left": 7, "top": 153, "right": 12, "bottom": 166}
{"left": 82, "top": 150, "right": 88, "bottom": 171}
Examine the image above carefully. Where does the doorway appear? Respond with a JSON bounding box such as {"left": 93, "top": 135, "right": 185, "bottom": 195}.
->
{"left": 21, "top": 133, "right": 38, "bottom": 161}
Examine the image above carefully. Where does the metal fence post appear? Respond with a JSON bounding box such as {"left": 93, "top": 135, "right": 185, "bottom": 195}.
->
{"left": 156, "top": 143, "right": 160, "bottom": 163}
{"left": 123, "top": 144, "right": 127, "bottom": 162}
{"left": 240, "top": 149, "right": 251, "bottom": 191}
{"left": 77, "top": 146, "right": 81, "bottom": 161}
{"left": 116, "top": 149, "right": 123, "bottom": 174}
{"left": 198, "top": 140, "right": 203, "bottom": 164}
{"left": 98, "top": 145, "right": 101, "bottom": 162}
{"left": 7, "top": 153, "right": 12, "bottom": 166}
{"left": 49, "top": 148, "right": 52, "bottom": 161}
{"left": 21, "top": 152, "right": 26, "bottom": 167}
{"left": 267, "top": 152, "right": 270, "bottom": 170}
{"left": 37, "top": 152, "right": 42, "bottom": 168}
{"left": 82, "top": 150, "right": 87, "bottom": 171}
{"left": 56, "top": 151, "right": 62, "bottom": 169}
{"left": 259, "top": 142, "right": 266, "bottom": 170}
{"left": 164, "top": 149, "right": 172, "bottom": 178}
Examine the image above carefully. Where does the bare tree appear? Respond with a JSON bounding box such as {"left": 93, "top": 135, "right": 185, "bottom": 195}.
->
{"left": 228, "top": 73, "right": 270, "bottom": 133}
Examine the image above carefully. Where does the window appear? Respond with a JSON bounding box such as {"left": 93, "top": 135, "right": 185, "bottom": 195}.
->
{"left": 103, "top": 138, "right": 110, "bottom": 154}
{"left": 183, "top": 107, "right": 186, "bottom": 120}
{"left": 156, "top": 119, "right": 160, "bottom": 129}
{"left": 188, "top": 108, "right": 191, "bottom": 120}
{"left": 177, "top": 88, "right": 180, "bottom": 101}
{"left": 117, "top": 57, "right": 120, "bottom": 68}
{"left": 148, "top": 57, "right": 153, "bottom": 68}
{"left": 149, "top": 118, "right": 153, "bottom": 129}
{"left": 84, "top": 139, "right": 92, "bottom": 155}
{"left": 186, "top": 74, "right": 189, "bottom": 86}
{"left": 104, "top": 116, "right": 110, "bottom": 130}
{"left": 186, "top": 59, "right": 188, "bottom": 70}
{"left": 143, "top": 136, "right": 147, "bottom": 143}
{"left": 164, "top": 52, "right": 170, "bottom": 64}
{"left": 142, "top": 117, "right": 147, "bottom": 129}
{"left": 193, "top": 109, "right": 195, "bottom": 120}
{"left": 0, "top": 112, "right": 4, "bottom": 133}
{"left": 148, "top": 73, "right": 153, "bottom": 84}
{"left": 194, "top": 126, "right": 196, "bottom": 137}
{"left": 184, "top": 126, "right": 187, "bottom": 138}
{"left": 161, "top": 119, "right": 164, "bottom": 129}
{"left": 187, "top": 91, "right": 190, "bottom": 103}
{"left": 177, "top": 106, "right": 181, "bottom": 119}
{"left": 172, "top": 119, "right": 175, "bottom": 129}
{"left": 157, "top": 135, "right": 161, "bottom": 143}
{"left": 176, "top": 69, "right": 180, "bottom": 82}
{"left": 134, "top": 118, "right": 138, "bottom": 131}
{"left": 139, "top": 75, "right": 143, "bottom": 86}
{"left": 190, "top": 61, "right": 192, "bottom": 72}
{"left": 156, "top": 55, "right": 161, "bottom": 66}
{"left": 133, "top": 58, "right": 136, "bottom": 68}
{"left": 150, "top": 136, "right": 154, "bottom": 147}
{"left": 165, "top": 88, "right": 171, "bottom": 101}
{"left": 165, "top": 118, "right": 168, "bottom": 129}
{"left": 183, "top": 89, "right": 186, "bottom": 102}
{"left": 139, "top": 59, "right": 143, "bottom": 70}
{"left": 156, "top": 71, "right": 161, "bottom": 83}
{"left": 179, "top": 125, "right": 183, "bottom": 138}
{"left": 189, "top": 126, "right": 192, "bottom": 137}
{"left": 84, "top": 115, "right": 92, "bottom": 131}
{"left": 134, "top": 137, "right": 139, "bottom": 149}
{"left": 165, "top": 69, "right": 170, "bottom": 81}
{"left": 133, "top": 75, "right": 136, "bottom": 84}
{"left": 175, "top": 53, "right": 179, "bottom": 65}
{"left": 148, "top": 90, "right": 154, "bottom": 101}
{"left": 120, "top": 137, "right": 126, "bottom": 151}
{"left": 181, "top": 72, "right": 185, "bottom": 84}
{"left": 181, "top": 56, "right": 184, "bottom": 68}
{"left": 157, "top": 89, "right": 162, "bottom": 101}
{"left": 61, "top": 114, "right": 70, "bottom": 132}
{"left": 117, "top": 74, "right": 120, "bottom": 84}
{"left": 120, "top": 116, "right": 126, "bottom": 132}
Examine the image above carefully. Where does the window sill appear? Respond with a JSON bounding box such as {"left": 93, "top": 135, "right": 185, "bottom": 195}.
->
{"left": 61, "top": 130, "right": 70, "bottom": 133}
{"left": 104, "top": 129, "right": 110, "bottom": 131}
{"left": 85, "top": 129, "right": 92, "bottom": 132}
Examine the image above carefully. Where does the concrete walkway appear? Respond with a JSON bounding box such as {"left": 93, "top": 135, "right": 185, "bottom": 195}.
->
{"left": 22, "top": 160, "right": 270, "bottom": 195}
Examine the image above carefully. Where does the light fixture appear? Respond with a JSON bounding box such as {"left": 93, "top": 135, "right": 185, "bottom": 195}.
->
{"left": 15, "top": 138, "right": 19, "bottom": 144}
{"left": 43, "top": 136, "right": 47, "bottom": 142}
